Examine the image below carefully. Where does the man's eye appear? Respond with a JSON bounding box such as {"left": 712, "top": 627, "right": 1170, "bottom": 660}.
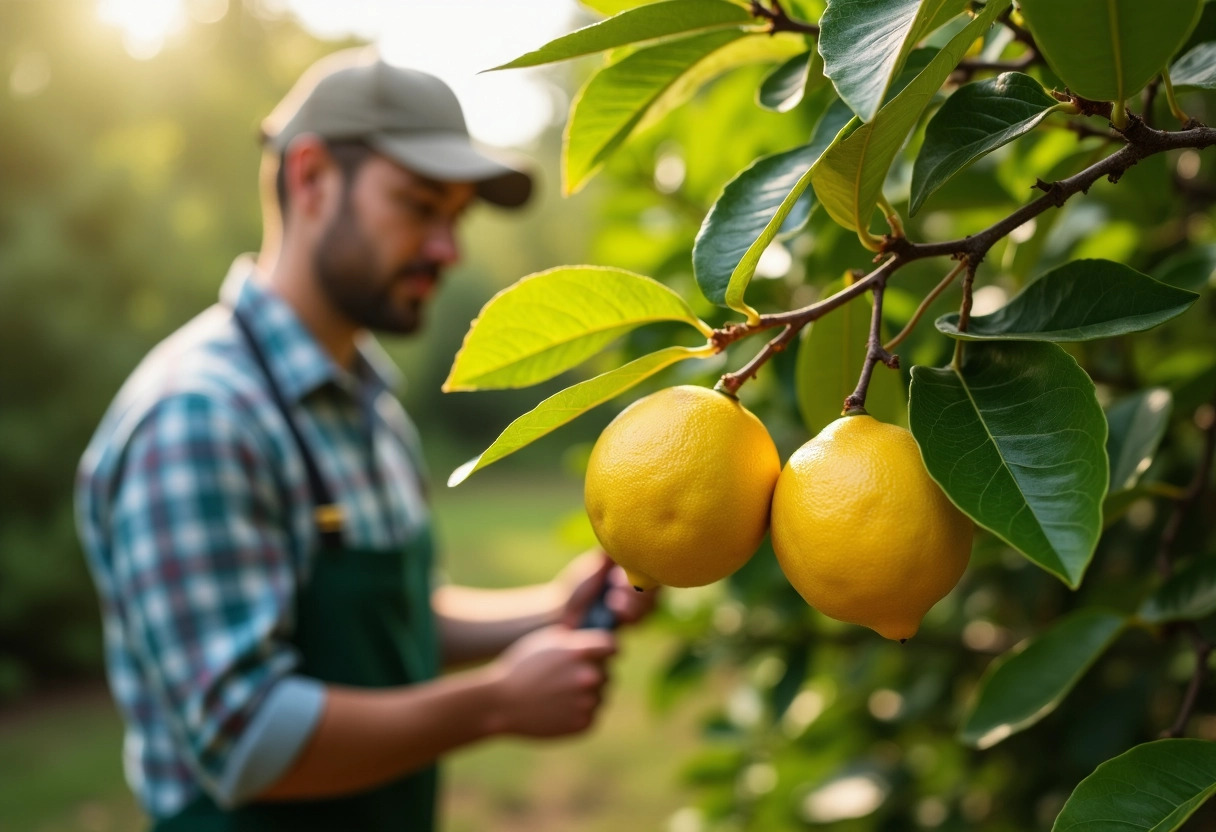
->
{"left": 400, "top": 196, "right": 438, "bottom": 218}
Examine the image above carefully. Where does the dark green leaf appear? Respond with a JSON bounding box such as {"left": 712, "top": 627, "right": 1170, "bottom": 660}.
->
{"left": 758, "top": 49, "right": 816, "bottom": 113}
{"left": 693, "top": 99, "right": 855, "bottom": 317}
{"left": 491, "top": 0, "right": 753, "bottom": 70}
{"left": 1140, "top": 558, "right": 1216, "bottom": 624}
{"left": 812, "top": 0, "right": 1010, "bottom": 248}
{"left": 819, "top": 0, "right": 968, "bottom": 122}
{"left": 1053, "top": 739, "right": 1216, "bottom": 831}
{"left": 1020, "top": 0, "right": 1203, "bottom": 103}
{"left": 959, "top": 609, "right": 1125, "bottom": 748}
{"left": 1106, "top": 388, "right": 1173, "bottom": 492}
{"left": 769, "top": 645, "right": 811, "bottom": 719}
{"left": 936, "top": 260, "right": 1198, "bottom": 342}
{"left": 795, "top": 279, "right": 905, "bottom": 436}
{"left": 909, "top": 341, "right": 1108, "bottom": 586}
{"left": 1170, "top": 41, "right": 1216, "bottom": 89}
{"left": 1153, "top": 242, "right": 1216, "bottom": 291}
{"left": 910, "top": 73, "right": 1060, "bottom": 216}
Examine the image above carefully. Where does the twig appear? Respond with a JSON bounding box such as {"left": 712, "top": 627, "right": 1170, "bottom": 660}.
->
{"left": 843, "top": 279, "right": 899, "bottom": 412}
{"left": 749, "top": 0, "right": 819, "bottom": 36}
{"left": 998, "top": 7, "right": 1036, "bottom": 50}
{"left": 952, "top": 50, "right": 1037, "bottom": 82}
{"left": 1166, "top": 625, "right": 1212, "bottom": 738}
{"left": 717, "top": 325, "right": 798, "bottom": 395}
{"left": 885, "top": 261, "right": 967, "bottom": 351}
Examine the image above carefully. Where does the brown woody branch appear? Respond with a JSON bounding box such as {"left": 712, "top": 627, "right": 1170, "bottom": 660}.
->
{"left": 843, "top": 279, "right": 898, "bottom": 412}
{"left": 749, "top": 0, "right": 819, "bottom": 36}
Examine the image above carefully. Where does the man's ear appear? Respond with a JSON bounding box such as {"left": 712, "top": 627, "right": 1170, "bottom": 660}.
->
{"left": 282, "top": 134, "right": 340, "bottom": 223}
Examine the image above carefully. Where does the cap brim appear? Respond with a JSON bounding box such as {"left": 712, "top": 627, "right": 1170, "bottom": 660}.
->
{"left": 368, "top": 132, "right": 533, "bottom": 208}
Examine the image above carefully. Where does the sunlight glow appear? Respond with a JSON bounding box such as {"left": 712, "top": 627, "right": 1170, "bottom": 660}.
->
{"left": 98, "top": 0, "right": 187, "bottom": 60}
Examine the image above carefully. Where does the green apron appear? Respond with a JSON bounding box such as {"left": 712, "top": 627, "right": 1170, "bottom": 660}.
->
{"left": 154, "top": 309, "right": 441, "bottom": 832}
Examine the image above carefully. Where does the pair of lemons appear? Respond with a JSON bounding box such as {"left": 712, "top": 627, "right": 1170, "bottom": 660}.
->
{"left": 583, "top": 385, "right": 973, "bottom": 641}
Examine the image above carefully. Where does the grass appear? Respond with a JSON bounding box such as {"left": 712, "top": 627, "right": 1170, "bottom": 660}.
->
{"left": 0, "top": 471, "right": 710, "bottom": 831}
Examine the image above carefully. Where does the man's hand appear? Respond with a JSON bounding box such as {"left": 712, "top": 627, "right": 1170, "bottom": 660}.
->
{"left": 487, "top": 626, "right": 616, "bottom": 737}
{"left": 558, "top": 550, "right": 659, "bottom": 629}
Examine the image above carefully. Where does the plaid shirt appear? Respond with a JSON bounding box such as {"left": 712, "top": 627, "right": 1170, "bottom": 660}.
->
{"left": 75, "top": 257, "right": 430, "bottom": 817}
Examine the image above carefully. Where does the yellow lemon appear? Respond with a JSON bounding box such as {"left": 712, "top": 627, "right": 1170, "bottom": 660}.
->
{"left": 584, "top": 385, "right": 781, "bottom": 589}
{"left": 770, "top": 413, "right": 972, "bottom": 641}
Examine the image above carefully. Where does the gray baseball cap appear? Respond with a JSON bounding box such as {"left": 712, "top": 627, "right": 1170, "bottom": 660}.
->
{"left": 262, "top": 48, "right": 533, "bottom": 207}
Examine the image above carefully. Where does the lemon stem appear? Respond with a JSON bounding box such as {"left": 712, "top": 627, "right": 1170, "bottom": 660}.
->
{"left": 843, "top": 278, "right": 899, "bottom": 413}
{"left": 951, "top": 261, "right": 978, "bottom": 371}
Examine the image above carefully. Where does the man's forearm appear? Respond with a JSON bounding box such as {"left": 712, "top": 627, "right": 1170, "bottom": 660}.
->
{"left": 258, "top": 667, "right": 504, "bottom": 801}
{"left": 433, "top": 584, "right": 563, "bottom": 666}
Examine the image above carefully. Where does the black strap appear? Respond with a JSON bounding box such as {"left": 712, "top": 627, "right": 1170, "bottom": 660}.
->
{"left": 231, "top": 308, "right": 345, "bottom": 549}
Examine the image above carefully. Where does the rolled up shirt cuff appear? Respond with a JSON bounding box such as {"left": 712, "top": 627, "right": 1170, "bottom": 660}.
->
{"left": 214, "top": 674, "right": 326, "bottom": 808}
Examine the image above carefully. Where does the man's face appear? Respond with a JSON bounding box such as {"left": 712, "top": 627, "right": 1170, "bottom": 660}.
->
{"left": 313, "top": 152, "right": 475, "bottom": 334}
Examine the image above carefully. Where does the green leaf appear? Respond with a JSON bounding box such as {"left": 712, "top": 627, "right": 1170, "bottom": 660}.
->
{"left": 795, "top": 278, "right": 905, "bottom": 436}
{"left": 936, "top": 260, "right": 1198, "bottom": 342}
{"left": 489, "top": 0, "right": 753, "bottom": 70}
{"left": 564, "top": 31, "right": 806, "bottom": 194}
{"left": 758, "top": 49, "right": 816, "bottom": 113}
{"left": 443, "top": 266, "right": 712, "bottom": 392}
{"left": 448, "top": 345, "right": 712, "bottom": 486}
{"left": 693, "top": 99, "right": 855, "bottom": 318}
{"left": 1019, "top": 0, "right": 1203, "bottom": 103}
{"left": 910, "top": 73, "right": 1060, "bottom": 216}
{"left": 1172, "top": 41, "right": 1216, "bottom": 89}
{"left": 1106, "top": 388, "right": 1173, "bottom": 493}
{"left": 909, "top": 341, "right": 1108, "bottom": 587}
{"left": 818, "top": 0, "right": 969, "bottom": 122}
{"left": 1140, "top": 558, "right": 1216, "bottom": 624}
{"left": 1153, "top": 242, "right": 1216, "bottom": 291}
{"left": 1053, "top": 739, "right": 1216, "bottom": 832}
{"left": 812, "top": 0, "right": 1011, "bottom": 248}
{"left": 959, "top": 609, "right": 1125, "bottom": 749}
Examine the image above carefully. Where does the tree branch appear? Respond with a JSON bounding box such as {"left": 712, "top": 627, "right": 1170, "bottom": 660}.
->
{"left": 885, "top": 260, "right": 966, "bottom": 351}
{"left": 843, "top": 279, "right": 898, "bottom": 412}
{"left": 749, "top": 0, "right": 819, "bottom": 36}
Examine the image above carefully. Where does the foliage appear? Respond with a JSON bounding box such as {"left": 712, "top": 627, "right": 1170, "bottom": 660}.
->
{"left": 449, "top": 0, "right": 1216, "bottom": 827}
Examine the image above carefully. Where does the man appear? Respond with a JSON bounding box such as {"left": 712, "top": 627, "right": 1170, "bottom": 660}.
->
{"left": 76, "top": 49, "right": 654, "bottom": 831}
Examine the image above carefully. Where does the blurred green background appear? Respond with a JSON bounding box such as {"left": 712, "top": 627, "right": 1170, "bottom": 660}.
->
{"left": 0, "top": 0, "right": 721, "bottom": 829}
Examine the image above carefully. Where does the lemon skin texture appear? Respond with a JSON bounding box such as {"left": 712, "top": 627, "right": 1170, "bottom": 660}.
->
{"left": 770, "top": 414, "right": 973, "bottom": 641}
{"left": 584, "top": 385, "right": 781, "bottom": 589}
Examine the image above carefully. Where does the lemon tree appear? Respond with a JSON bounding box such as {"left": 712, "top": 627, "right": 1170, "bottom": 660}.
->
{"left": 446, "top": 1, "right": 1216, "bottom": 827}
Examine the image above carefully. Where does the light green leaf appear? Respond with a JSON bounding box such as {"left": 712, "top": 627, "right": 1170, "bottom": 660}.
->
{"left": 447, "top": 345, "right": 713, "bottom": 485}
{"left": 936, "top": 260, "right": 1198, "bottom": 341}
{"left": 959, "top": 609, "right": 1126, "bottom": 749}
{"left": 1106, "top": 388, "right": 1173, "bottom": 493}
{"left": 909, "top": 341, "right": 1108, "bottom": 587}
{"left": 758, "top": 48, "right": 817, "bottom": 112}
{"left": 1019, "top": 0, "right": 1203, "bottom": 103}
{"left": 1172, "top": 41, "right": 1216, "bottom": 89}
{"left": 794, "top": 278, "right": 905, "bottom": 436}
{"left": 812, "top": 0, "right": 1011, "bottom": 248}
{"left": 1140, "top": 558, "right": 1216, "bottom": 624}
{"left": 564, "top": 31, "right": 805, "bottom": 194}
{"left": 1053, "top": 739, "right": 1216, "bottom": 832}
{"left": 910, "top": 73, "right": 1061, "bottom": 216}
{"left": 819, "top": 0, "right": 969, "bottom": 122}
{"left": 490, "top": 0, "right": 753, "bottom": 70}
{"left": 443, "top": 266, "right": 712, "bottom": 392}
{"left": 693, "top": 99, "right": 855, "bottom": 318}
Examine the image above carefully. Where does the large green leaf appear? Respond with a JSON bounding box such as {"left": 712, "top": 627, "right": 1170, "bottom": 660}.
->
{"left": 443, "top": 266, "right": 712, "bottom": 391}
{"left": 909, "top": 341, "right": 1108, "bottom": 586}
{"left": 564, "top": 31, "right": 804, "bottom": 194}
{"left": 448, "top": 345, "right": 712, "bottom": 486}
{"left": 1106, "top": 388, "right": 1173, "bottom": 493}
{"left": 818, "top": 0, "right": 968, "bottom": 122}
{"left": 811, "top": 0, "right": 1010, "bottom": 248}
{"left": 910, "top": 73, "right": 1060, "bottom": 216}
{"left": 1053, "top": 739, "right": 1216, "bottom": 832}
{"left": 758, "top": 48, "right": 817, "bottom": 113}
{"left": 1172, "top": 41, "right": 1216, "bottom": 90}
{"left": 959, "top": 609, "right": 1126, "bottom": 749}
{"left": 936, "top": 260, "right": 1198, "bottom": 341}
{"left": 693, "top": 99, "right": 855, "bottom": 319}
{"left": 1140, "top": 558, "right": 1216, "bottom": 624}
{"left": 490, "top": 0, "right": 753, "bottom": 70}
{"left": 1019, "top": 0, "right": 1203, "bottom": 103}
{"left": 794, "top": 279, "right": 905, "bottom": 435}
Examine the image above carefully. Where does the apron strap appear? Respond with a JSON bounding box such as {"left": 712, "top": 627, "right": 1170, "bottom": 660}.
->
{"left": 231, "top": 308, "right": 345, "bottom": 550}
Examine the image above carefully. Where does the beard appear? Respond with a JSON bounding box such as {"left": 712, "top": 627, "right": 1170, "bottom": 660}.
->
{"left": 313, "top": 198, "right": 439, "bottom": 335}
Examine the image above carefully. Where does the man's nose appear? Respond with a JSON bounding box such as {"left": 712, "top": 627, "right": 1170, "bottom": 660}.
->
{"left": 424, "top": 222, "right": 460, "bottom": 267}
